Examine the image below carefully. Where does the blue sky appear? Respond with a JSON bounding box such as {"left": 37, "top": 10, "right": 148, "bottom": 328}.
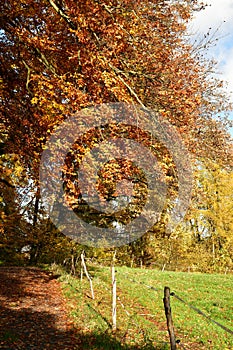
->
{"left": 189, "top": 0, "right": 233, "bottom": 135}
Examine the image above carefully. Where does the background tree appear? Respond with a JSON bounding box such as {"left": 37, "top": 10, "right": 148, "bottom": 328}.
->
{"left": 185, "top": 161, "right": 233, "bottom": 269}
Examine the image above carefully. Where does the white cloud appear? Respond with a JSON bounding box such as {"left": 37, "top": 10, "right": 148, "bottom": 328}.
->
{"left": 189, "top": 0, "right": 233, "bottom": 102}
{"left": 190, "top": 0, "right": 233, "bottom": 34}
{"left": 221, "top": 46, "right": 233, "bottom": 93}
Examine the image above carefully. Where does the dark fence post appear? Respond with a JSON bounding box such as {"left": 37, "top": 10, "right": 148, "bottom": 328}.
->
{"left": 163, "top": 286, "right": 177, "bottom": 350}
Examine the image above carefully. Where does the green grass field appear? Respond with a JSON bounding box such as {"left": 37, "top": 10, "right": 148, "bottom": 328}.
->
{"left": 57, "top": 265, "right": 233, "bottom": 349}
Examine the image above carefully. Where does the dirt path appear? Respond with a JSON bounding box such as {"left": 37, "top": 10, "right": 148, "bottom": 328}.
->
{"left": 0, "top": 266, "right": 79, "bottom": 350}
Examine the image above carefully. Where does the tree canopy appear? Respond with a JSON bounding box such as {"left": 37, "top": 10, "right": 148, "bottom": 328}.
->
{"left": 0, "top": 0, "right": 232, "bottom": 268}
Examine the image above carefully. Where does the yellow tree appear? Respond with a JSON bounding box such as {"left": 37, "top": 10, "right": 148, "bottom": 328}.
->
{"left": 180, "top": 160, "right": 233, "bottom": 271}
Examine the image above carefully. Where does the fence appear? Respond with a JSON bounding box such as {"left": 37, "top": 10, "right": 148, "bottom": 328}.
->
{"left": 123, "top": 271, "right": 233, "bottom": 349}
{"left": 78, "top": 255, "right": 233, "bottom": 349}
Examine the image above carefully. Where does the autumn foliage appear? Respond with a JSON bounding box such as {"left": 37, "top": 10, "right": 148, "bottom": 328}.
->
{"left": 0, "top": 0, "right": 232, "bottom": 267}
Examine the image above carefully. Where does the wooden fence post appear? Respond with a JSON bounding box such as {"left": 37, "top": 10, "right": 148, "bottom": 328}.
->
{"left": 163, "top": 286, "right": 176, "bottom": 350}
{"left": 80, "top": 251, "right": 94, "bottom": 299}
{"left": 80, "top": 262, "right": 83, "bottom": 281}
{"left": 70, "top": 249, "right": 76, "bottom": 275}
{"left": 111, "top": 265, "right": 117, "bottom": 332}
{"left": 111, "top": 251, "right": 117, "bottom": 332}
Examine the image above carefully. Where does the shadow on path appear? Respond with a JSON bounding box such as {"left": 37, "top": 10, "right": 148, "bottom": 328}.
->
{"left": 0, "top": 267, "right": 167, "bottom": 350}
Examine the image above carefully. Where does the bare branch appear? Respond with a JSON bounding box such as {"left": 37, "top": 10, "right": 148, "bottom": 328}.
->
{"left": 108, "top": 63, "right": 147, "bottom": 108}
{"left": 22, "top": 60, "right": 32, "bottom": 93}
{"left": 34, "top": 47, "right": 59, "bottom": 77}
{"left": 47, "top": 0, "right": 77, "bottom": 30}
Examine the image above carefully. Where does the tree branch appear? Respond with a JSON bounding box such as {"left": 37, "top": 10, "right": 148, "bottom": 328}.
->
{"left": 22, "top": 60, "right": 32, "bottom": 94}
{"left": 0, "top": 178, "right": 15, "bottom": 188}
{"left": 34, "top": 47, "right": 59, "bottom": 77}
{"left": 108, "top": 63, "right": 147, "bottom": 109}
{"left": 47, "top": 0, "right": 77, "bottom": 30}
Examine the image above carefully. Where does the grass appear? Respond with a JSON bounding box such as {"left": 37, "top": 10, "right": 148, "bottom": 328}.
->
{"left": 55, "top": 265, "right": 233, "bottom": 349}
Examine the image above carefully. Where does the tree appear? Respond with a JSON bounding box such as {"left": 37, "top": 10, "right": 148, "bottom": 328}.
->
{"left": 0, "top": 152, "right": 29, "bottom": 262}
{"left": 1, "top": 0, "right": 232, "bottom": 159}
{"left": 0, "top": 0, "right": 232, "bottom": 258}
{"left": 187, "top": 161, "right": 233, "bottom": 266}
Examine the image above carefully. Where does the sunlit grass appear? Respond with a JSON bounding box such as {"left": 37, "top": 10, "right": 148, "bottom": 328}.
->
{"left": 57, "top": 265, "right": 233, "bottom": 349}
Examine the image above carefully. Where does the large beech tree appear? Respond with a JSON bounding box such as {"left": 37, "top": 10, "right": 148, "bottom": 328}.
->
{"left": 0, "top": 0, "right": 232, "bottom": 259}
{"left": 1, "top": 0, "right": 232, "bottom": 163}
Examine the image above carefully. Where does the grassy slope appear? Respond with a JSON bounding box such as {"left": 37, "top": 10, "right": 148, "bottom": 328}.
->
{"left": 57, "top": 266, "right": 233, "bottom": 349}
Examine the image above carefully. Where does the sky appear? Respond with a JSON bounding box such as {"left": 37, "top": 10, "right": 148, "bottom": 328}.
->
{"left": 189, "top": 0, "right": 233, "bottom": 134}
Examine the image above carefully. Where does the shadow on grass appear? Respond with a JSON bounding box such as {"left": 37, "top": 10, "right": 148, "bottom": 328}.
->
{"left": 78, "top": 331, "right": 170, "bottom": 349}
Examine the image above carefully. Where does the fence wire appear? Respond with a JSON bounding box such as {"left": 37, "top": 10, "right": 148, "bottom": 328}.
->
{"left": 171, "top": 292, "right": 233, "bottom": 336}
{"left": 119, "top": 271, "right": 233, "bottom": 337}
